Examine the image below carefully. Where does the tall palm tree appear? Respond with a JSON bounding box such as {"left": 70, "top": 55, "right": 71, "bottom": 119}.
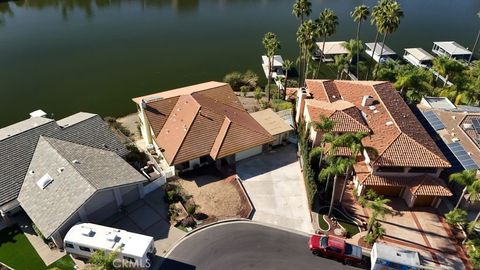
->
{"left": 292, "top": 0, "right": 312, "bottom": 25}
{"left": 374, "top": 1, "right": 403, "bottom": 79}
{"left": 262, "top": 32, "right": 281, "bottom": 103}
{"left": 469, "top": 11, "right": 480, "bottom": 63}
{"left": 334, "top": 54, "right": 349, "bottom": 79}
{"left": 433, "top": 56, "right": 466, "bottom": 87}
{"left": 450, "top": 169, "right": 479, "bottom": 209}
{"left": 351, "top": 5, "right": 370, "bottom": 79}
{"left": 366, "top": 0, "right": 392, "bottom": 80}
{"left": 315, "top": 8, "right": 339, "bottom": 79}
{"left": 282, "top": 59, "right": 293, "bottom": 99}
{"left": 293, "top": 0, "right": 312, "bottom": 85}
{"left": 319, "top": 156, "right": 352, "bottom": 217}
{"left": 297, "top": 20, "right": 317, "bottom": 85}
{"left": 313, "top": 115, "right": 335, "bottom": 163}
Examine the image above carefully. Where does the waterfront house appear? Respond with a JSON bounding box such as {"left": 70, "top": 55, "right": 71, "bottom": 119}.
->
{"left": 432, "top": 41, "right": 472, "bottom": 61}
{"left": 132, "top": 82, "right": 273, "bottom": 174}
{"left": 0, "top": 112, "right": 146, "bottom": 247}
{"left": 295, "top": 80, "right": 452, "bottom": 208}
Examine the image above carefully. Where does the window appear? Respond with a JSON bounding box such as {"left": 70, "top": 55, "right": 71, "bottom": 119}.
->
{"left": 65, "top": 242, "right": 74, "bottom": 249}
{"left": 376, "top": 166, "right": 404, "bottom": 173}
{"left": 79, "top": 246, "right": 91, "bottom": 252}
{"left": 409, "top": 167, "right": 437, "bottom": 174}
{"left": 123, "top": 256, "right": 136, "bottom": 263}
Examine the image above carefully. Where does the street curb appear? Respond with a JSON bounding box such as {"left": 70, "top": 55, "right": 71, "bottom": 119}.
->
{"left": 163, "top": 219, "right": 312, "bottom": 259}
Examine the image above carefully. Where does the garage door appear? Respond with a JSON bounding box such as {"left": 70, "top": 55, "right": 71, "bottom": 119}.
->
{"left": 414, "top": 195, "right": 435, "bottom": 207}
{"left": 368, "top": 186, "right": 403, "bottom": 197}
{"left": 235, "top": 145, "right": 263, "bottom": 161}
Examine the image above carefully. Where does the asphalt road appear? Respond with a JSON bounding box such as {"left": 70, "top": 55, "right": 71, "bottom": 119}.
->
{"left": 160, "top": 221, "right": 365, "bottom": 270}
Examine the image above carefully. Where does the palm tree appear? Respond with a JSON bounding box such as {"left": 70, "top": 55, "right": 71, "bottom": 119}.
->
{"left": 365, "top": 196, "right": 392, "bottom": 236}
{"left": 315, "top": 8, "right": 339, "bottom": 79}
{"left": 366, "top": 0, "right": 392, "bottom": 80}
{"left": 293, "top": 0, "right": 312, "bottom": 85}
{"left": 334, "top": 54, "right": 349, "bottom": 79}
{"left": 262, "top": 32, "right": 281, "bottom": 103}
{"left": 351, "top": 5, "right": 370, "bottom": 79}
{"left": 373, "top": 1, "right": 403, "bottom": 79}
{"left": 282, "top": 59, "right": 293, "bottom": 98}
{"left": 433, "top": 56, "right": 466, "bottom": 87}
{"left": 292, "top": 0, "right": 312, "bottom": 25}
{"left": 469, "top": 11, "right": 480, "bottom": 63}
{"left": 297, "top": 20, "right": 317, "bottom": 85}
{"left": 450, "top": 169, "right": 478, "bottom": 209}
{"left": 342, "top": 39, "right": 364, "bottom": 78}
{"left": 313, "top": 115, "right": 335, "bottom": 163}
{"left": 319, "top": 156, "right": 352, "bottom": 217}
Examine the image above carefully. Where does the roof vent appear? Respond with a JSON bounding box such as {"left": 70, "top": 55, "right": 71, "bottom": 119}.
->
{"left": 463, "top": 123, "right": 473, "bottom": 129}
{"left": 373, "top": 110, "right": 379, "bottom": 114}
{"left": 452, "top": 137, "right": 460, "bottom": 142}
{"left": 29, "top": 170, "right": 35, "bottom": 175}
{"left": 386, "top": 121, "right": 394, "bottom": 126}
{"left": 57, "top": 167, "right": 65, "bottom": 174}
{"left": 362, "top": 96, "right": 374, "bottom": 107}
{"left": 368, "top": 105, "right": 376, "bottom": 111}
{"left": 72, "top": 160, "right": 81, "bottom": 164}
{"left": 80, "top": 227, "right": 95, "bottom": 237}
{"left": 36, "top": 174, "right": 53, "bottom": 190}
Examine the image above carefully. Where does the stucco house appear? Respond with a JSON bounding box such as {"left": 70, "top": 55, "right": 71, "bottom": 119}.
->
{"left": 0, "top": 112, "right": 146, "bottom": 246}
{"left": 296, "top": 80, "right": 452, "bottom": 208}
{"left": 132, "top": 81, "right": 273, "bottom": 173}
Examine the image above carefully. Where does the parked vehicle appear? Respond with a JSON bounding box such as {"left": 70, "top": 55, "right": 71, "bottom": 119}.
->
{"left": 308, "top": 234, "right": 363, "bottom": 265}
{"left": 64, "top": 223, "right": 155, "bottom": 268}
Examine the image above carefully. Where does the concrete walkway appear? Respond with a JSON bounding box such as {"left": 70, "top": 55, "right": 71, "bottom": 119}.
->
{"left": 237, "top": 145, "right": 314, "bottom": 233}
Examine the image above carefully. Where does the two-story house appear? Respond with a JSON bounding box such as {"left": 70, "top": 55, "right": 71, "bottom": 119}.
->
{"left": 296, "top": 80, "right": 452, "bottom": 208}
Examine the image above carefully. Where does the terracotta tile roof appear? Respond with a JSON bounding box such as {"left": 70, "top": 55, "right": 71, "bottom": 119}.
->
{"left": 304, "top": 80, "right": 450, "bottom": 168}
{"left": 133, "top": 82, "right": 272, "bottom": 165}
{"left": 286, "top": 88, "right": 298, "bottom": 100}
{"left": 361, "top": 174, "right": 452, "bottom": 197}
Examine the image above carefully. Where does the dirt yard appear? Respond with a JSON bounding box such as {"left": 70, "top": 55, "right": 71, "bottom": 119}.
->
{"left": 236, "top": 93, "right": 261, "bottom": 113}
{"left": 173, "top": 173, "right": 251, "bottom": 221}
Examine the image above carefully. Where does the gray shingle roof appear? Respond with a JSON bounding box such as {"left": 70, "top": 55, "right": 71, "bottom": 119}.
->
{"left": 17, "top": 137, "right": 146, "bottom": 238}
{"left": 0, "top": 113, "right": 129, "bottom": 206}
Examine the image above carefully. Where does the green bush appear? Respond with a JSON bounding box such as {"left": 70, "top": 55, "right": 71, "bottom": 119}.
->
{"left": 166, "top": 189, "right": 182, "bottom": 203}
{"left": 240, "top": 85, "right": 250, "bottom": 97}
{"left": 270, "top": 99, "right": 293, "bottom": 112}
{"left": 254, "top": 87, "right": 264, "bottom": 101}
{"left": 298, "top": 120, "right": 317, "bottom": 210}
{"left": 186, "top": 204, "right": 197, "bottom": 215}
{"left": 223, "top": 71, "right": 244, "bottom": 91}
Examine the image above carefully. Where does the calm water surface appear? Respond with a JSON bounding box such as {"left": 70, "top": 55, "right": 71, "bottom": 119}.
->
{"left": 0, "top": 0, "right": 479, "bottom": 126}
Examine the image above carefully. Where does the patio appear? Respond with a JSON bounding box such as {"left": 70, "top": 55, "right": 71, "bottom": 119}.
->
{"left": 342, "top": 189, "right": 468, "bottom": 269}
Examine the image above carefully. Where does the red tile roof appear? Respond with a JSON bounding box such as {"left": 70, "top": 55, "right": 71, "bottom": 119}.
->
{"left": 133, "top": 82, "right": 272, "bottom": 165}
{"left": 361, "top": 174, "right": 452, "bottom": 197}
{"left": 304, "top": 80, "right": 450, "bottom": 168}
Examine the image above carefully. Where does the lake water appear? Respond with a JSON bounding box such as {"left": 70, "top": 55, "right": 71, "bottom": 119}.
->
{"left": 0, "top": 0, "right": 479, "bottom": 127}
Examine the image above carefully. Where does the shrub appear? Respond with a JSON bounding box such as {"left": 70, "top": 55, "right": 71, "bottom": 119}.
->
{"left": 445, "top": 208, "right": 468, "bottom": 226}
{"left": 270, "top": 99, "right": 293, "bottom": 112}
{"left": 180, "top": 216, "right": 196, "bottom": 228}
{"left": 166, "top": 189, "right": 182, "bottom": 203}
{"left": 254, "top": 87, "right": 263, "bottom": 101}
{"left": 286, "top": 79, "right": 299, "bottom": 87}
{"left": 186, "top": 204, "right": 197, "bottom": 216}
{"left": 298, "top": 120, "right": 317, "bottom": 210}
{"left": 223, "top": 71, "right": 244, "bottom": 91}
{"left": 240, "top": 86, "right": 250, "bottom": 97}
{"left": 125, "top": 144, "right": 148, "bottom": 166}
{"left": 168, "top": 204, "right": 178, "bottom": 221}
{"left": 366, "top": 189, "right": 379, "bottom": 200}
{"left": 242, "top": 70, "right": 259, "bottom": 89}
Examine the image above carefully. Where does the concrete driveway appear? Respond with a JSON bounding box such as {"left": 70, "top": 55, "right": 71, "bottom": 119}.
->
{"left": 236, "top": 144, "right": 314, "bottom": 233}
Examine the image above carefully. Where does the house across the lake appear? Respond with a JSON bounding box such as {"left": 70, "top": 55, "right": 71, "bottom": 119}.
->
{"left": 0, "top": 112, "right": 147, "bottom": 247}
{"left": 295, "top": 80, "right": 452, "bottom": 208}
{"left": 132, "top": 82, "right": 273, "bottom": 175}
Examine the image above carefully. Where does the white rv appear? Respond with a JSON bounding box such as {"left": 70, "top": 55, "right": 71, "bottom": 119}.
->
{"left": 371, "top": 243, "right": 421, "bottom": 270}
{"left": 64, "top": 223, "right": 155, "bottom": 268}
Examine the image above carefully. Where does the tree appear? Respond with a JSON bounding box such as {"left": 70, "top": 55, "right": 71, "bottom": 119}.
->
{"left": 449, "top": 169, "right": 479, "bottom": 209}
{"left": 351, "top": 5, "right": 370, "bottom": 79}
{"left": 223, "top": 71, "right": 243, "bottom": 91}
{"left": 342, "top": 39, "right": 364, "bottom": 76}
{"left": 262, "top": 32, "right": 281, "bottom": 103}
{"left": 242, "top": 70, "right": 259, "bottom": 90}
{"left": 469, "top": 11, "right": 480, "bottom": 63}
{"left": 445, "top": 208, "right": 468, "bottom": 226}
{"left": 366, "top": 0, "right": 392, "bottom": 80}
{"left": 394, "top": 65, "right": 434, "bottom": 102}
{"left": 253, "top": 87, "right": 263, "bottom": 102}
{"left": 315, "top": 8, "right": 339, "bottom": 79}
{"left": 334, "top": 54, "right": 348, "bottom": 79}
{"left": 319, "top": 156, "right": 353, "bottom": 217}
{"left": 373, "top": 0, "right": 403, "bottom": 79}
{"left": 240, "top": 85, "right": 249, "bottom": 97}
{"left": 365, "top": 196, "right": 392, "bottom": 237}
{"left": 292, "top": 0, "right": 312, "bottom": 85}
{"left": 433, "top": 56, "right": 466, "bottom": 87}
{"left": 89, "top": 249, "right": 121, "bottom": 270}
{"left": 282, "top": 59, "right": 293, "bottom": 99}
{"left": 312, "top": 115, "right": 335, "bottom": 165}
{"left": 297, "top": 20, "right": 317, "bottom": 84}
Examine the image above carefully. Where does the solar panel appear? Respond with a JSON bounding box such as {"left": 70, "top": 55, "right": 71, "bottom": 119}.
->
{"left": 471, "top": 117, "right": 480, "bottom": 133}
{"left": 422, "top": 111, "right": 445, "bottom": 131}
{"left": 447, "top": 142, "right": 479, "bottom": 170}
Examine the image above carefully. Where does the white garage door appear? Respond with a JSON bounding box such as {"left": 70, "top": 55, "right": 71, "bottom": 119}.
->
{"left": 235, "top": 145, "right": 263, "bottom": 161}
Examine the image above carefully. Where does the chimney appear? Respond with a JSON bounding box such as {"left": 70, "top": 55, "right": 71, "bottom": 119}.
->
{"left": 362, "top": 96, "right": 374, "bottom": 107}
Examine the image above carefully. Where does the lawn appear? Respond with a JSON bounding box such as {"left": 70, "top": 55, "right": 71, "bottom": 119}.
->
{"left": 318, "top": 207, "right": 360, "bottom": 237}
{"left": 0, "top": 226, "right": 75, "bottom": 270}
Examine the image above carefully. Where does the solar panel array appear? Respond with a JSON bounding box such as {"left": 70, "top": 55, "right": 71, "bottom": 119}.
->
{"left": 422, "top": 111, "right": 445, "bottom": 131}
{"left": 472, "top": 117, "right": 480, "bottom": 133}
{"left": 447, "top": 142, "right": 479, "bottom": 170}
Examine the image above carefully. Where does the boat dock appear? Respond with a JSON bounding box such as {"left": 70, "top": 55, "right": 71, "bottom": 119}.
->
{"left": 432, "top": 41, "right": 472, "bottom": 61}
{"left": 313, "top": 41, "right": 348, "bottom": 62}
{"left": 403, "top": 48, "right": 434, "bottom": 68}
{"left": 365, "top": 42, "right": 397, "bottom": 63}
{"left": 261, "top": 55, "right": 285, "bottom": 90}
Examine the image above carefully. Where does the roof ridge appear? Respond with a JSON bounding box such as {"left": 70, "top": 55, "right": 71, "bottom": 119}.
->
{"left": 210, "top": 117, "right": 232, "bottom": 159}
{"left": 38, "top": 136, "right": 98, "bottom": 190}
{"left": 401, "top": 133, "right": 451, "bottom": 167}
{"left": 371, "top": 132, "right": 403, "bottom": 164}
